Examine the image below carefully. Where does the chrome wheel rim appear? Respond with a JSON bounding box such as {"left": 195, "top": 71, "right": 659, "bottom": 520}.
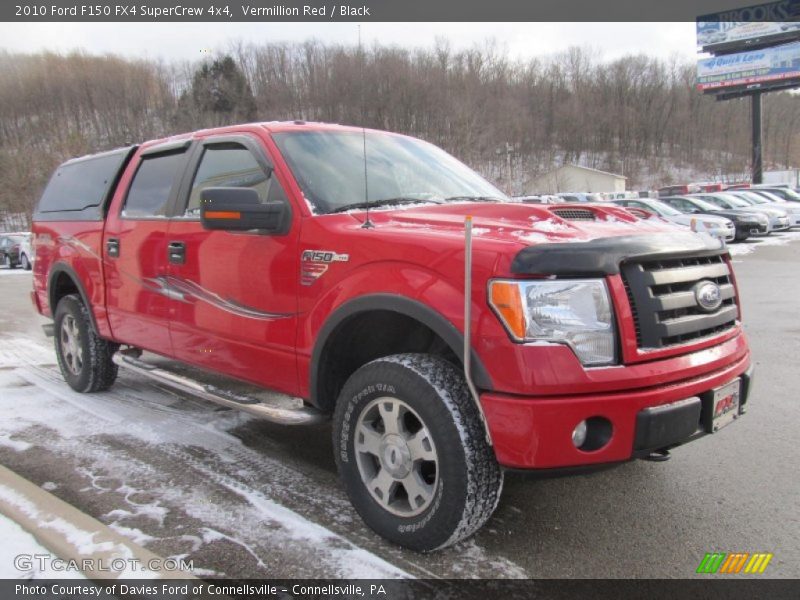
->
{"left": 355, "top": 397, "right": 438, "bottom": 517}
{"left": 60, "top": 315, "right": 83, "bottom": 375}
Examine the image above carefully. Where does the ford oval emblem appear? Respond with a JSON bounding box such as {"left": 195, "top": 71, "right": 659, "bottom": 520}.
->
{"left": 694, "top": 280, "right": 722, "bottom": 312}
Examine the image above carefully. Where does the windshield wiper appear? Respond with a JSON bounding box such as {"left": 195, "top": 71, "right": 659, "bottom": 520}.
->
{"left": 443, "top": 195, "right": 504, "bottom": 203}
{"left": 328, "top": 197, "right": 443, "bottom": 213}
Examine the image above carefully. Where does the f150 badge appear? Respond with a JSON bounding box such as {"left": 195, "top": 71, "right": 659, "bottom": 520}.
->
{"left": 300, "top": 250, "right": 350, "bottom": 286}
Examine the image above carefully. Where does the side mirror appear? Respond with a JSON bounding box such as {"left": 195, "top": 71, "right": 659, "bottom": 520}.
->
{"left": 200, "top": 187, "right": 290, "bottom": 234}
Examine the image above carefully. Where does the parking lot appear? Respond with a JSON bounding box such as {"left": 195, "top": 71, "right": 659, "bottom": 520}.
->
{"left": 0, "top": 232, "right": 798, "bottom": 579}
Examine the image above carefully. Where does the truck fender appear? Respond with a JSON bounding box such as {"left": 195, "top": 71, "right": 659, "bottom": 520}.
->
{"left": 310, "top": 293, "right": 494, "bottom": 406}
{"left": 48, "top": 263, "right": 100, "bottom": 335}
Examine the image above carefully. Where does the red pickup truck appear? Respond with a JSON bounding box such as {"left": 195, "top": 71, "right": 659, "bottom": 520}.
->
{"left": 31, "top": 122, "right": 752, "bottom": 551}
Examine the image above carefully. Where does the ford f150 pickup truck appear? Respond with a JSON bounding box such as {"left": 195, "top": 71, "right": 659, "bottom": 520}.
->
{"left": 31, "top": 122, "right": 753, "bottom": 552}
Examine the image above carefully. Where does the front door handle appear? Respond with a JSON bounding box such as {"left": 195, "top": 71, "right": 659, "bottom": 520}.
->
{"left": 106, "top": 238, "right": 120, "bottom": 258}
{"left": 168, "top": 241, "right": 186, "bottom": 265}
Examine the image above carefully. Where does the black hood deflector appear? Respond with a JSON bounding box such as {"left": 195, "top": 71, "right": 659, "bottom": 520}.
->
{"left": 510, "top": 233, "right": 727, "bottom": 276}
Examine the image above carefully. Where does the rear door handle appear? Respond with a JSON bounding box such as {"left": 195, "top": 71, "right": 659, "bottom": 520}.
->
{"left": 168, "top": 241, "right": 186, "bottom": 265}
{"left": 106, "top": 238, "right": 120, "bottom": 258}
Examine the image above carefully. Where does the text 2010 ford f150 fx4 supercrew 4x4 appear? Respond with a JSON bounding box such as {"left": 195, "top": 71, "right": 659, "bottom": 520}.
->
{"left": 31, "top": 122, "right": 753, "bottom": 552}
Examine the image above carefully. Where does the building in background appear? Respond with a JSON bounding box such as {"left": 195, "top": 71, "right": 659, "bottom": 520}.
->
{"left": 525, "top": 164, "right": 626, "bottom": 194}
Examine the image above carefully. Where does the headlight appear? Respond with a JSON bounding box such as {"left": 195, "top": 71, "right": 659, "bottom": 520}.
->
{"left": 489, "top": 279, "right": 616, "bottom": 365}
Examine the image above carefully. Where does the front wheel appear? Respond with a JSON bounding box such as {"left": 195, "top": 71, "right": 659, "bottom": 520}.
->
{"left": 20, "top": 253, "right": 31, "bottom": 270}
{"left": 333, "top": 354, "right": 503, "bottom": 551}
{"left": 54, "top": 294, "right": 119, "bottom": 392}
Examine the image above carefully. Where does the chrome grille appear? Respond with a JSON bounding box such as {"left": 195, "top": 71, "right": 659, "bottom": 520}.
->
{"left": 620, "top": 254, "right": 738, "bottom": 349}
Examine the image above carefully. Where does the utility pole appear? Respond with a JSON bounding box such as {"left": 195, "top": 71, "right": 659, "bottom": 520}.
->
{"left": 751, "top": 92, "right": 763, "bottom": 184}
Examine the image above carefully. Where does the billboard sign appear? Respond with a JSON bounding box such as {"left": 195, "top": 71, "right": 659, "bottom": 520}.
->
{"left": 697, "top": 1, "right": 800, "bottom": 52}
{"left": 697, "top": 41, "right": 800, "bottom": 91}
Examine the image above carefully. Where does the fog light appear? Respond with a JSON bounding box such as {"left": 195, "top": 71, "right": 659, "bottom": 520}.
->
{"left": 572, "top": 420, "right": 588, "bottom": 448}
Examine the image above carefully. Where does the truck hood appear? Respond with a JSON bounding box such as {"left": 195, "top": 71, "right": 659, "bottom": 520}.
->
{"left": 361, "top": 201, "right": 704, "bottom": 246}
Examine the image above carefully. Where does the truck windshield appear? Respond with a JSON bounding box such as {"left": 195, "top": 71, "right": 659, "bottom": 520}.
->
{"left": 272, "top": 130, "right": 507, "bottom": 214}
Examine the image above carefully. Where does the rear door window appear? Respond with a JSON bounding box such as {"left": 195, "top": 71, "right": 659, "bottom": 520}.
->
{"left": 123, "top": 152, "right": 186, "bottom": 218}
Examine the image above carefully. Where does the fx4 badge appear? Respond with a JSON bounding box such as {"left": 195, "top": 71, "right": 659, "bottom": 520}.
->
{"left": 300, "top": 250, "right": 350, "bottom": 286}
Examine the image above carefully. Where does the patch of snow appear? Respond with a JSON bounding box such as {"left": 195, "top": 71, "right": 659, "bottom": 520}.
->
{"left": 509, "top": 230, "right": 549, "bottom": 245}
{"left": 529, "top": 217, "right": 571, "bottom": 233}
{"left": 303, "top": 197, "right": 318, "bottom": 216}
{"left": 0, "top": 356, "right": 414, "bottom": 579}
{"left": 0, "top": 269, "right": 31, "bottom": 276}
{"left": 0, "top": 513, "right": 85, "bottom": 579}
{"left": 447, "top": 539, "right": 528, "bottom": 579}
{"left": 0, "top": 433, "right": 32, "bottom": 452}
{"left": 727, "top": 231, "right": 800, "bottom": 256}
{"left": 108, "top": 524, "right": 156, "bottom": 546}
{"left": 41, "top": 482, "right": 58, "bottom": 492}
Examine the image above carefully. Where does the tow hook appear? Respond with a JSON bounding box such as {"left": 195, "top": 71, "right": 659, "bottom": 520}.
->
{"left": 641, "top": 448, "right": 671, "bottom": 462}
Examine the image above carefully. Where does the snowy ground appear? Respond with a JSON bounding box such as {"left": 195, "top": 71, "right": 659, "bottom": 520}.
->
{"left": 727, "top": 230, "right": 800, "bottom": 257}
{"left": 0, "top": 267, "right": 527, "bottom": 579}
{"left": 0, "top": 513, "right": 85, "bottom": 579}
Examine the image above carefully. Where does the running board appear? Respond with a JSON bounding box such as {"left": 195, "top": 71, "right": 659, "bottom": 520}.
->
{"left": 112, "top": 353, "right": 327, "bottom": 425}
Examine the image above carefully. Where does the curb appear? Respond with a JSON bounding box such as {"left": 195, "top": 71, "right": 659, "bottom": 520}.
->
{"left": 0, "top": 464, "right": 196, "bottom": 580}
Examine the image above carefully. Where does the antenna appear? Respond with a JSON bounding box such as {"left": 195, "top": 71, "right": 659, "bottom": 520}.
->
{"left": 359, "top": 24, "right": 374, "bottom": 229}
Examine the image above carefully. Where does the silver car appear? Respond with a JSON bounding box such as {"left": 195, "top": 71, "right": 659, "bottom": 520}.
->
{"left": 612, "top": 198, "right": 735, "bottom": 241}
{"left": 692, "top": 193, "right": 791, "bottom": 232}
{"left": 746, "top": 190, "right": 800, "bottom": 226}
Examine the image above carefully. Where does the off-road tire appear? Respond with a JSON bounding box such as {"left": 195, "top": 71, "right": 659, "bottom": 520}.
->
{"left": 20, "top": 253, "right": 31, "bottom": 270}
{"left": 333, "top": 353, "right": 503, "bottom": 552}
{"left": 54, "top": 294, "right": 119, "bottom": 392}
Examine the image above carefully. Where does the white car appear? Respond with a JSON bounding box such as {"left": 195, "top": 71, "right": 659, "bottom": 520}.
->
{"left": 612, "top": 198, "right": 736, "bottom": 241}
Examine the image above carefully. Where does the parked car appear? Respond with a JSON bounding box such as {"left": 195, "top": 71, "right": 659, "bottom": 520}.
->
{"left": 702, "top": 192, "right": 792, "bottom": 231}
{"left": 731, "top": 190, "right": 800, "bottom": 227}
{"left": 516, "top": 194, "right": 563, "bottom": 204}
{"left": 611, "top": 198, "right": 735, "bottom": 242}
{"left": 660, "top": 196, "right": 768, "bottom": 240}
{"left": 555, "top": 192, "right": 604, "bottom": 203}
{"left": 0, "top": 233, "right": 28, "bottom": 268}
{"left": 32, "top": 122, "right": 753, "bottom": 551}
{"left": 750, "top": 186, "right": 800, "bottom": 203}
{"left": 658, "top": 184, "right": 702, "bottom": 197}
{"left": 13, "top": 232, "right": 34, "bottom": 269}
{"left": 602, "top": 191, "right": 640, "bottom": 200}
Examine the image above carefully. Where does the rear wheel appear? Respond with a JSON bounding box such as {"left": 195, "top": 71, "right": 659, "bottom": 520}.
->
{"left": 54, "top": 294, "right": 119, "bottom": 392}
{"left": 333, "top": 353, "right": 502, "bottom": 551}
{"left": 4, "top": 254, "right": 15, "bottom": 269}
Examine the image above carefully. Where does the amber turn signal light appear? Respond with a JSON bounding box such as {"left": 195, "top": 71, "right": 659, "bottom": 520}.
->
{"left": 489, "top": 281, "right": 526, "bottom": 340}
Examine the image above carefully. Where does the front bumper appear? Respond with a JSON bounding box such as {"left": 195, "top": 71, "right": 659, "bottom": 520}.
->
{"left": 771, "top": 216, "right": 791, "bottom": 231}
{"left": 481, "top": 351, "right": 752, "bottom": 469}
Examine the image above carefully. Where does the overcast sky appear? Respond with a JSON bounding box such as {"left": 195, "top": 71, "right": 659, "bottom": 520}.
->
{"left": 0, "top": 22, "right": 700, "bottom": 63}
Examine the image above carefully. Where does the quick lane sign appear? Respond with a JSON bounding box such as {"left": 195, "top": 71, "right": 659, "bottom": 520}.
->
{"left": 697, "top": 41, "right": 800, "bottom": 90}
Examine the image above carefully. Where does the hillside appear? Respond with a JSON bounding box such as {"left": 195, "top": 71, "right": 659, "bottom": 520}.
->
{"left": 1, "top": 41, "right": 799, "bottom": 223}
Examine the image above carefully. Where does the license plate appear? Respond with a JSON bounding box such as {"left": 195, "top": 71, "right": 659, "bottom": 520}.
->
{"left": 711, "top": 379, "right": 741, "bottom": 432}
